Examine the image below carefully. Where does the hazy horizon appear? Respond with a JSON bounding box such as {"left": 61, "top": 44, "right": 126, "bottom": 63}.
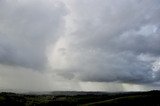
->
{"left": 0, "top": 0, "right": 160, "bottom": 92}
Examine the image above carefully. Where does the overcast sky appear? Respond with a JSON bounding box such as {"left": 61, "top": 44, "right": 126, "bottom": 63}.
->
{"left": 0, "top": 0, "right": 160, "bottom": 92}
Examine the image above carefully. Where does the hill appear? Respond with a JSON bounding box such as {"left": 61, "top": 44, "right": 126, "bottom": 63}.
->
{"left": 0, "top": 90, "right": 160, "bottom": 106}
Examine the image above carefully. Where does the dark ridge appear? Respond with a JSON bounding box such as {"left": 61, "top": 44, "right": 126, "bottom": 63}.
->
{"left": 0, "top": 90, "right": 160, "bottom": 106}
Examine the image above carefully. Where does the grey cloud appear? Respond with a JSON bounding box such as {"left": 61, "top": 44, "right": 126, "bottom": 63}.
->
{"left": 71, "top": 0, "right": 160, "bottom": 54}
{"left": 73, "top": 51, "right": 153, "bottom": 83}
{"left": 1, "top": 0, "right": 160, "bottom": 91}
{"left": 56, "top": 0, "right": 160, "bottom": 85}
{"left": 0, "top": 0, "right": 67, "bottom": 70}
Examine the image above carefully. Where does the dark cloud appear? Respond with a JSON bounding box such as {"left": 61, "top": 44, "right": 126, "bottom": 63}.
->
{"left": 0, "top": 0, "right": 67, "bottom": 70}
{"left": 55, "top": 0, "right": 160, "bottom": 85}
{"left": 0, "top": 0, "right": 160, "bottom": 91}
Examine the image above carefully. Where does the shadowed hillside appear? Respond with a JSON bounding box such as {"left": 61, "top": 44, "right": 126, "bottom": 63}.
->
{"left": 0, "top": 90, "right": 160, "bottom": 106}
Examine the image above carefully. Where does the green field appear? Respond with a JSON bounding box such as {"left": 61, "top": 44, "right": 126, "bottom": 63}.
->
{"left": 0, "top": 90, "right": 160, "bottom": 106}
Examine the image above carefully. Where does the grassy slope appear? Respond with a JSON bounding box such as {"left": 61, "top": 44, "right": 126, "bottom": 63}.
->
{"left": 84, "top": 94, "right": 160, "bottom": 106}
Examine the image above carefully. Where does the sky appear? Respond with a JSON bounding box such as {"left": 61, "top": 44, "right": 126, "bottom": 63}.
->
{"left": 0, "top": 0, "right": 160, "bottom": 92}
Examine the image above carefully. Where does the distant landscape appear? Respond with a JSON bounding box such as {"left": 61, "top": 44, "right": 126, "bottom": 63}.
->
{"left": 0, "top": 90, "right": 160, "bottom": 106}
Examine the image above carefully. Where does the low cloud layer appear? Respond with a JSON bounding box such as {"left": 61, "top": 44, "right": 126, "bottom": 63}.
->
{"left": 0, "top": 0, "right": 160, "bottom": 91}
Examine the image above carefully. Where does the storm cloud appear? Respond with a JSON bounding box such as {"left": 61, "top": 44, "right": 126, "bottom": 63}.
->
{"left": 0, "top": 0, "right": 67, "bottom": 70}
{"left": 51, "top": 0, "right": 160, "bottom": 85}
{"left": 0, "top": 0, "right": 160, "bottom": 91}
